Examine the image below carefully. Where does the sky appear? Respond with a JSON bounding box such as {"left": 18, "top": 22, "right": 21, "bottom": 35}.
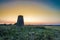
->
{"left": 0, "top": 0, "right": 60, "bottom": 25}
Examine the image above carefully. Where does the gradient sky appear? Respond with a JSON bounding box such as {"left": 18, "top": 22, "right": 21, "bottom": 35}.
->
{"left": 0, "top": 0, "right": 60, "bottom": 25}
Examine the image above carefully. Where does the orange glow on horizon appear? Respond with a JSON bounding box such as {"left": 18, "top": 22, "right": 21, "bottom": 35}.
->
{"left": 0, "top": 20, "right": 59, "bottom": 25}
{"left": 0, "top": 1, "right": 60, "bottom": 25}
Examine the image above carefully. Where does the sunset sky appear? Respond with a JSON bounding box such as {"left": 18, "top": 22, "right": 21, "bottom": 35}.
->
{"left": 0, "top": 0, "right": 60, "bottom": 25}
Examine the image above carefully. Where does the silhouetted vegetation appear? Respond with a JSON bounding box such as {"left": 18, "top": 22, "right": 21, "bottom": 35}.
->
{"left": 0, "top": 25, "right": 60, "bottom": 40}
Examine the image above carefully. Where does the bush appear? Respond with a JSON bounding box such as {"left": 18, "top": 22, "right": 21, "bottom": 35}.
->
{"left": 0, "top": 26, "right": 59, "bottom": 40}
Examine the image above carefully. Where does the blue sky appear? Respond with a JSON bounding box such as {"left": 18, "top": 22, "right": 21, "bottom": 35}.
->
{"left": 0, "top": 0, "right": 60, "bottom": 25}
{"left": 0, "top": 0, "right": 60, "bottom": 10}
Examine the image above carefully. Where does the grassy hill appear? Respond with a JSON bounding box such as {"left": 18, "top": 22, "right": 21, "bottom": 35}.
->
{"left": 0, "top": 25, "right": 60, "bottom": 40}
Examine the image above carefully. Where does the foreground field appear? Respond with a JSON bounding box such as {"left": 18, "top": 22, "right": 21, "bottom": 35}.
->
{"left": 0, "top": 25, "right": 60, "bottom": 40}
